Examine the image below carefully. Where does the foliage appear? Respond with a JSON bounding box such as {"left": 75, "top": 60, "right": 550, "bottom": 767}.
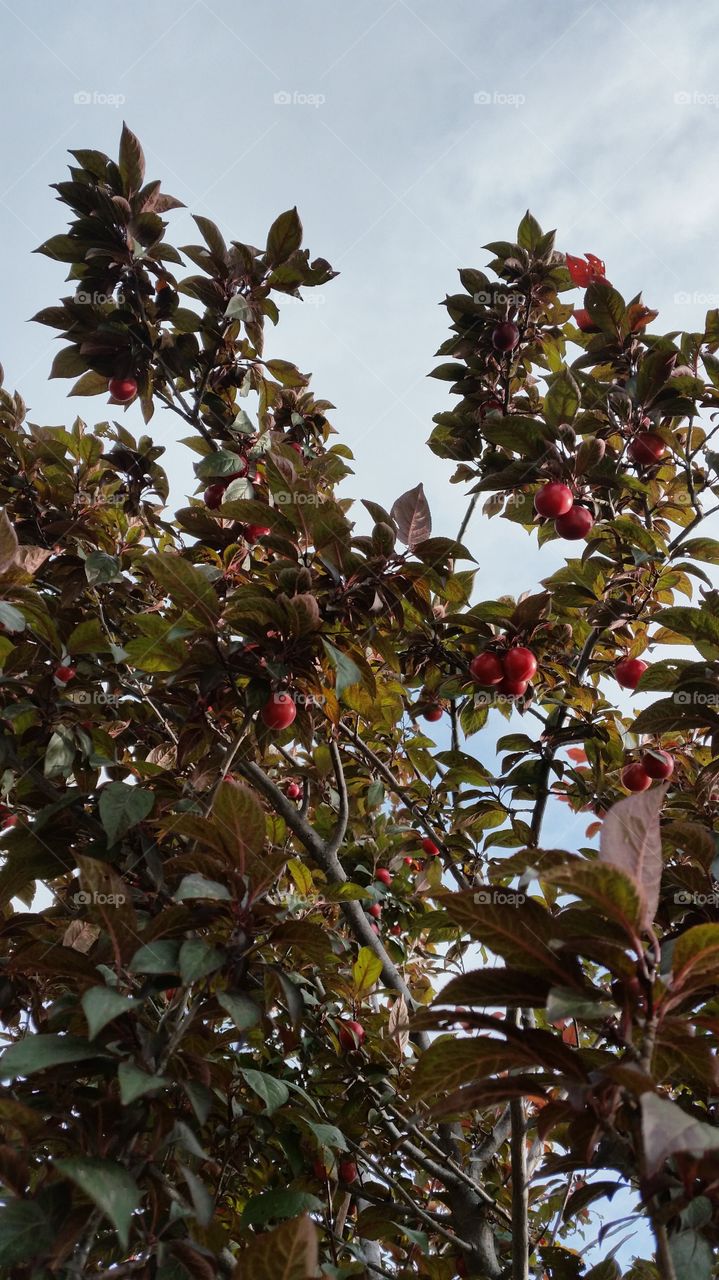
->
{"left": 0, "top": 127, "right": 718, "bottom": 1278}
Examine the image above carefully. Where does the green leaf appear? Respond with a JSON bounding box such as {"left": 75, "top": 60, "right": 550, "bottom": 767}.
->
{"left": 543, "top": 368, "right": 580, "bottom": 427}
{"left": 85, "top": 551, "right": 122, "bottom": 585}
{"left": 517, "top": 210, "right": 543, "bottom": 251}
{"left": 546, "top": 987, "right": 613, "bottom": 1022}
{"left": 240, "top": 1190, "right": 321, "bottom": 1229}
{"left": 679, "top": 537, "right": 719, "bottom": 564}
{"left": 240, "top": 1068, "right": 290, "bottom": 1115}
{"left": 352, "top": 946, "right": 383, "bottom": 995}
{"left": 212, "top": 779, "right": 266, "bottom": 862}
{"left": 179, "top": 938, "right": 224, "bottom": 984}
{"left": 218, "top": 991, "right": 262, "bottom": 1032}
{"left": 0, "top": 1034, "right": 103, "bottom": 1081}
{"left": 653, "top": 606, "right": 719, "bottom": 660}
{"left": 194, "top": 449, "right": 246, "bottom": 480}
{"left": 44, "top": 727, "right": 75, "bottom": 778}
{"left": 322, "top": 639, "right": 362, "bottom": 696}
{"left": 144, "top": 553, "right": 221, "bottom": 626}
{"left": 124, "top": 629, "right": 185, "bottom": 672}
{"left": 82, "top": 987, "right": 135, "bottom": 1039}
{"left": 0, "top": 507, "right": 19, "bottom": 574}
{"left": 0, "top": 601, "right": 25, "bottom": 633}
{"left": 0, "top": 1200, "right": 54, "bottom": 1266}
{"left": 669, "top": 1230, "right": 713, "bottom": 1280}
{"left": 129, "top": 939, "right": 180, "bottom": 975}
{"left": 174, "top": 873, "right": 231, "bottom": 901}
{"left": 99, "top": 781, "right": 154, "bottom": 846}
{"left": 118, "top": 1062, "right": 169, "bottom": 1105}
{"left": 55, "top": 1156, "right": 140, "bottom": 1248}
{"left": 266, "top": 208, "right": 303, "bottom": 266}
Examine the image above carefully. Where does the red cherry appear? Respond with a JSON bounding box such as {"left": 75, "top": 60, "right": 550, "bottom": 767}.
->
{"left": 204, "top": 482, "right": 227, "bottom": 509}
{"left": 621, "top": 763, "right": 652, "bottom": 792}
{"left": 502, "top": 647, "right": 537, "bottom": 683}
{"left": 534, "top": 482, "right": 574, "bottom": 519}
{"left": 628, "top": 433, "right": 666, "bottom": 466}
{"left": 368, "top": 903, "right": 382, "bottom": 919}
{"left": 479, "top": 398, "right": 504, "bottom": 418}
{"left": 573, "top": 308, "right": 598, "bottom": 333}
{"left": 491, "top": 321, "right": 520, "bottom": 353}
{"left": 339, "top": 1159, "right": 358, "bottom": 1184}
{"left": 284, "top": 780, "right": 302, "bottom": 800}
{"left": 245, "top": 524, "right": 271, "bottom": 542}
{"left": 640, "top": 749, "right": 674, "bottom": 780}
{"left": 390, "top": 924, "right": 402, "bottom": 936}
{"left": 375, "top": 868, "right": 392, "bottom": 887}
{"left": 108, "top": 377, "right": 137, "bottom": 403}
{"left": 614, "top": 658, "right": 649, "bottom": 690}
{"left": 313, "top": 1157, "right": 330, "bottom": 1180}
{"left": 2, "top": 815, "right": 18, "bottom": 829}
{"left": 554, "top": 506, "right": 594, "bottom": 540}
{"left": 421, "top": 837, "right": 440, "bottom": 856}
{"left": 54, "top": 665, "right": 76, "bottom": 683}
{"left": 498, "top": 677, "right": 528, "bottom": 697}
{"left": 469, "top": 652, "right": 504, "bottom": 685}
{"left": 403, "top": 856, "right": 413, "bottom": 866}
{"left": 338, "top": 1020, "right": 366, "bottom": 1051}
{"left": 423, "top": 705, "right": 443, "bottom": 721}
{"left": 289, "top": 442, "right": 303, "bottom": 454}
{"left": 260, "top": 692, "right": 297, "bottom": 730}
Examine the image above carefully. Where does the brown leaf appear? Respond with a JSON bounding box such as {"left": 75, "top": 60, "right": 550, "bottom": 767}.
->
{"left": 641, "top": 1091, "right": 719, "bottom": 1175}
{"left": 598, "top": 785, "right": 667, "bottom": 930}
{"left": 0, "top": 508, "right": 19, "bottom": 575}
{"left": 387, "top": 995, "right": 409, "bottom": 1053}
{"left": 233, "top": 1214, "right": 319, "bottom": 1279}
{"left": 62, "top": 920, "right": 100, "bottom": 953}
{"left": 390, "top": 483, "right": 432, "bottom": 549}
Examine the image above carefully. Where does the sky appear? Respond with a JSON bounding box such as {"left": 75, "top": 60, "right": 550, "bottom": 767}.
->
{"left": 2, "top": 0, "right": 716, "bottom": 1267}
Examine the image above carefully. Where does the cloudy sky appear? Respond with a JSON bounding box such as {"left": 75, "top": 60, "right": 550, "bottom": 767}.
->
{"left": 2, "top": 1, "right": 715, "bottom": 1262}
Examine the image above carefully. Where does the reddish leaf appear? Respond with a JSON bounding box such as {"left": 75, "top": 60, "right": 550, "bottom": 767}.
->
{"left": 598, "top": 786, "right": 667, "bottom": 930}
{"left": 390, "top": 483, "right": 432, "bottom": 549}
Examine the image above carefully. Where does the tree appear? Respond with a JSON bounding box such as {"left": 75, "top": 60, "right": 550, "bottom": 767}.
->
{"left": 0, "top": 126, "right": 718, "bottom": 1279}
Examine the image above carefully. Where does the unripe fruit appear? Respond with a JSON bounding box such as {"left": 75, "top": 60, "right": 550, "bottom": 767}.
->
{"left": 503, "top": 647, "right": 537, "bottom": 683}
{"left": 368, "top": 903, "right": 382, "bottom": 919}
{"left": 469, "top": 652, "right": 504, "bottom": 685}
{"left": 260, "top": 693, "right": 297, "bottom": 730}
{"left": 421, "top": 837, "right": 440, "bottom": 856}
{"left": 498, "top": 676, "right": 528, "bottom": 697}
{"left": 338, "top": 1019, "right": 366, "bottom": 1051}
{"left": 491, "top": 321, "right": 520, "bottom": 353}
{"left": 204, "top": 482, "right": 227, "bottom": 509}
{"left": 54, "top": 665, "right": 76, "bottom": 683}
{"left": 108, "top": 377, "right": 137, "bottom": 403}
{"left": 423, "top": 705, "right": 443, "bottom": 722}
{"left": 339, "top": 1159, "right": 358, "bottom": 1184}
{"left": 284, "top": 780, "right": 302, "bottom": 800}
{"left": 245, "top": 524, "right": 271, "bottom": 542}
{"left": 628, "top": 432, "right": 666, "bottom": 466}
{"left": 375, "top": 868, "right": 392, "bottom": 887}
{"left": 534, "top": 482, "right": 574, "bottom": 519}
{"left": 554, "top": 506, "right": 594, "bottom": 539}
{"left": 640, "top": 749, "right": 674, "bottom": 780}
{"left": 614, "top": 658, "right": 648, "bottom": 690}
{"left": 621, "top": 763, "right": 652, "bottom": 792}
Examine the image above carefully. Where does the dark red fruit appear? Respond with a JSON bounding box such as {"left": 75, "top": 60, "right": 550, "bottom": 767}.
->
{"left": 245, "top": 524, "right": 271, "bottom": 542}
{"left": 313, "top": 1157, "right": 330, "bottom": 1180}
{"left": 614, "top": 658, "right": 648, "bottom": 690}
{"left": 503, "top": 647, "right": 537, "bottom": 683}
{"left": 2, "top": 815, "right": 18, "bottom": 829}
{"left": 491, "top": 321, "right": 520, "bottom": 353}
{"left": 284, "top": 780, "right": 302, "bottom": 800}
{"left": 423, "top": 705, "right": 443, "bottom": 721}
{"left": 621, "top": 763, "right": 652, "bottom": 792}
{"left": 339, "top": 1159, "right": 358, "bottom": 1184}
{"left": 54, "top": 665, "right": 76, "bottom": 683}
{"left": 368, "top": 903, "right": 382, "bottom": 919}
{"left": 555, "top": 506, "right": 594, "bottom": 539}
{"left": 390, "top": 924, "right": 402, "bottom": 936}
{"left": 628, "top": 433, "right": 666, "bottom": 466}
{"left": 498, "top": 676, "right": 528, "bottom": 697}
{"left": 108, "top": 377, "right": 137, "bottom": 403}
{"left": 204, "top": 482, "right": 227, "bottom": 509}
{"left": 260, "top": 693, "right": 297, "bottom": 730}
{"left": 640, "top": 749, "right": 674, "bottom": 780}
{"left": 421, "top": 837, "right": 440, "bottom": 856}
{"left": 469, "top": 652, "right": 504, "bottom": 685}
{"left": 534, "top": 482, "right": 574, "bottom": 519}
{"left": 338, "top": 1020, "right": 366, "bottom": 1051}
{"left": 375, "top": 868, "right": 392, "bottom": 887}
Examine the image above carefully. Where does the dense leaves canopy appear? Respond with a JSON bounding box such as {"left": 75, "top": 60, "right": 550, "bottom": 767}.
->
{"left": 0, "top": 127, "right": 718, "bottom": 1279}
